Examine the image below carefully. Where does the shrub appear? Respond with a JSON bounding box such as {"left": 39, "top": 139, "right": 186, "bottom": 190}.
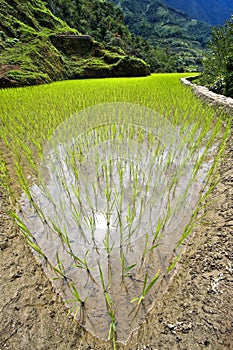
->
{"left": 200, "top": 16, "right": 233, "bottom": 97}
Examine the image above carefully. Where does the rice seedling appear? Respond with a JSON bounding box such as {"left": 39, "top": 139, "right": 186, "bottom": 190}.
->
{"left": 120, "top": 249, "right": 136, "bottom": 281}
{"left": 129, "top": 269, "right": 160, "bottom": 321}
{"left": 0, "top": 73, "right": 231, "bottom": 342}
{"left": 53, "top": 252, "right": 69, "bottom": 283}
{"left": 66, "top": 281, "right": 88, "bottom": 324}
{"left": 108, "top": 308, "right": 117, "bottom": 350}
{"left": 98, "top": 260, "right": 112, "bottom": 310}
{"left": 72, "top": 250, "right": 98, "bottom": 286}
{"left": 131, "top": 269, "right": 160, "bottom": 306}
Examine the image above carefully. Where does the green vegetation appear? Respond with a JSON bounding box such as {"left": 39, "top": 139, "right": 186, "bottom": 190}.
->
{"left": 46, "top": 0, "right": 130, "bottom": 43}
{"left": 0, "top": 73, "right": 230, "bottom": 344}
{"left": 0, "top": 0, "right": 73, "bottom": 86}
{"left": 1, "top": 0, "right": 219, "bottom": 85}
{"left": 131, "top": 270, "right": 160, "bottom": 305}
{"left": 0, "top": 0, "right": 149, "bottom": 88}
{"left": 199, "top": 17, "right": 233, "bottom": 97}
{"left": 110, "top": 0, "right": 211, "bottom": 72}
{"left": 45, "top": 0, "right": 211, "bottom": 73}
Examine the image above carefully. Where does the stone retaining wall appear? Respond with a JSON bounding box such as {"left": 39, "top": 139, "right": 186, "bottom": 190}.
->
{"left": 181, "top": 77, "right": 233, "bottom": 115}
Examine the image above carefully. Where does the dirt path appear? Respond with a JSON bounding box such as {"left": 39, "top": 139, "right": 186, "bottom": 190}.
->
{"left": 0, "top": 130, "right": 232, "bottom": 350}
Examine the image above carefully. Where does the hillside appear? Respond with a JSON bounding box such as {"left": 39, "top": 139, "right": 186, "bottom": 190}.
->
{"left": 46, "top": 0, "right": 131, "bottom": 45}
{"left": 163, "top": 0, "right": 233, "bottom": 25}
{"left": 110, "top": 0, "right": 211, "bottom": 71}
{"left": 0, "top": 0, "right": 149, "bottom": 88}
{"left": 45, "top": 0, "right": 211, "bottom": 72}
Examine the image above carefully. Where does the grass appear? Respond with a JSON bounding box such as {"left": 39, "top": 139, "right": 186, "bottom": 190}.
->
{"left": 0, "top": 73, "right": 231, "bottom": 344}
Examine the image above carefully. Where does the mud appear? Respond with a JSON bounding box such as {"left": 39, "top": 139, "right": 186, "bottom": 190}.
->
{"left": 1, "top": 130, "right": 233, "bottom": 349}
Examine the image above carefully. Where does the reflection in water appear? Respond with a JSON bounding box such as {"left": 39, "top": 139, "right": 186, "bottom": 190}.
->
{"left": 19, "top": 103, "right": 216, "bottom": 342}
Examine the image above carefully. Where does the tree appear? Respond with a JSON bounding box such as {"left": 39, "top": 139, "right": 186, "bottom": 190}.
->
{"left": 200, "top": 16, "right": 233, "bottom": 97}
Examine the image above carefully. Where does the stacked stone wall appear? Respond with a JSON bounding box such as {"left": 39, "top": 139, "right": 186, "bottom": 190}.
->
{"left": 181, "top": 77, "right": 233, "bottom": 115}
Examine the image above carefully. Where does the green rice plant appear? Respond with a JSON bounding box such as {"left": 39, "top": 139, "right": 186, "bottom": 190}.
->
{"left": 98, "top": 259, "right": 117, "bottom": 348}
{"left": 116, "top": 207, "right": 124, "bottom": 249}
{"left": 0, "top": 164, "right": 7, "bottom": 188}
{"left": 204, "top": 124, "right": 230, "bottom": 179}
{"left": 139, "top": 233, "right": 149, "bottom": 272}
{"left": 152, "top": 217, "right": 163, "bottom": 244}
{"left": 11, "top": 211, "right": 48, "bottom": 261}
{"left": 67, "top": 281, "right": 88, "bottom": 324}
{"left": 0, "top": 154, "right": 12, "bottom": 196}
{"left": 26, "top": 238, "right": 46, "bottom": 260}
{"left": 103, "top": 223, "right": 114, "bottom": 280}
{"left": 166, "top": 253, "right": 181, "bottom": 274}
{"left": 51, "top": 222, "right": 72, "bottom": 252}
{"left": 10, "top": 210, "right": 34, "bottom": 239}
{"left": 0, "top": 72, "right": 231, "bottom": 342}
{"left": 108, "top": 308, "right": 117, "bottom": 350}
{"left": 71, "top": 185, "right": 84, "bottom": 214}
{"left": 120, "top": 249, "right": 136, "bottom": 281}
{"left": 98, "top": 260, "right": 112, "bottom": 310}
{"left": 125, "top": 203, "right": 137, "bottom": 243}
{"left": 103, "top": 227, "right": 114, "bottom": 259}
{"left": 129, "top": 269, "right": 160, "bottom": 321}
{"left": 14, "top": 160, "right": 34, "bottom": 203}
{"left": 130, "top": 269, "right": 160, "bottom": 306}
{"left": 53, "top": 252, "right": 69, "bottom": 283}
{"left": 73, "top": 250, "right": 98, "bottom": 286}
{"left": 84, "top": 213, "right": 96, "bottom": 244}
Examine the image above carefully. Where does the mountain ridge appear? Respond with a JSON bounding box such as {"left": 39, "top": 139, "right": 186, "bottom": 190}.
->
{"left": 163, "top": 0, "right": 233, "bottom": 25}
{"left": 110, "top": 0, "right": 211, "bottom": 71}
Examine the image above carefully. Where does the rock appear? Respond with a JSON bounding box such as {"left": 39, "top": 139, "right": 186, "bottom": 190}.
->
{"left": 50, "top": 34, "right": 94, "bottom": 56}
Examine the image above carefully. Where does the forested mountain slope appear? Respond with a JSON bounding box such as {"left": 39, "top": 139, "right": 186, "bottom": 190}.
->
{"left": 0, "top": 0, "right": 216, "bottom": 87}
{"left": 110, "top": 0, "right": 211, "bottom": 71}
{"left": 46, "top": 0, "right": 130, "bottom": 44}
{"left": 163, "top": 0, "right": 233, "bottom": 25}
{"left": 46, "top": 0, "right": 212, "bottom": 72}
{"left": 0, "top": 0, "right": 149, "bottom": 88}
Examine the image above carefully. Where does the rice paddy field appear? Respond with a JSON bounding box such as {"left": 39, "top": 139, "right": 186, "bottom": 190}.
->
{"left": 0, "top": 73, "right": 232, "bottom": 350}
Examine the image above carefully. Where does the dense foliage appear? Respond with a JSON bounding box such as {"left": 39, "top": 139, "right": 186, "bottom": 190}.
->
{"left": 46, "top": 0, "right": 211, "bottom": 73}
{"left": 110, "top": 0, "right": 211, "bottom": 72}
{"left": 0, "top": 0, "right": 72, "bottom": 85}
{"left": 200, "top": 17, "right": 233, "bottom": 97}
{"left": 46, "top": 0, "right": 130, "bottom": 43}
{"left": 0, "top": 0, "right": 149, "bottom": 87}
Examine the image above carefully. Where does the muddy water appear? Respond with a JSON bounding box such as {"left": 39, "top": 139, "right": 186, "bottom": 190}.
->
{"left": 19, "top": 104, "right": 217, "bottom": 342}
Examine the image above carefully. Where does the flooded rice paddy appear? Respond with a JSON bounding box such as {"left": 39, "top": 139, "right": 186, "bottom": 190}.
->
{"left": 19, "top": 103, "right": 218, "bottom": 342}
